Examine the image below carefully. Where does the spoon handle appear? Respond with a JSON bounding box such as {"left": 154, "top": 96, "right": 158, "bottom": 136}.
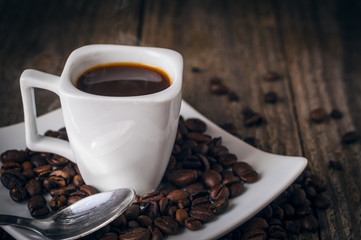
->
{"left": 0, "top": 214, "right": 46, "bottom": 235}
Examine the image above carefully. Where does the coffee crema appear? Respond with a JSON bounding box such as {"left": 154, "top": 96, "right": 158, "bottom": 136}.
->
{"left": 75, "top": 63, "right": 172, "bottom": 97}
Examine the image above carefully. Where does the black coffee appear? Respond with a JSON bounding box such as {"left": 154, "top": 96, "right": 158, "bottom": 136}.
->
{"left": 75, "top": 63, "right": 171, "bottom": 97}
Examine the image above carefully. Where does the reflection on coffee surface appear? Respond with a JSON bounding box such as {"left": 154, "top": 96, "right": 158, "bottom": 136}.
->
{"left": 75, "top": 63, "right": 171, "bottom": 96}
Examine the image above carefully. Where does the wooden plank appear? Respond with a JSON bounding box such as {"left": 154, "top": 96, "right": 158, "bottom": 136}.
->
{"left": 0, "top": 0, "right": 142, "bottom": 127}
{"left": 276, "top": 0, "right": 361, "bottom": 239}
{"left": 141, "top": 0, "right": 303, "bottom": 157}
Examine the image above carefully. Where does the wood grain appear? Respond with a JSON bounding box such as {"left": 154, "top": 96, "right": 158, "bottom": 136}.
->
{"left": 0, "top": 0, "right": 361, "bottom": 239}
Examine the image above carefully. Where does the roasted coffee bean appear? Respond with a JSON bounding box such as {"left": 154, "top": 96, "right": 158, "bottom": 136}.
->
{"left": 142, "top": 201, "right": 159, "bottom": 219}
{"left": 110, "top": 214, "right": 127, "bottom": 228}
{"left": 222, "top": 174, "right": 240, "bottom": 185}
{"left": 210, "top": 82, "right": 229, "bottom": 95}
{"left": 70, "top": 190, "right": 89, "bottom": 198}
{"left": 124, "top": 205, "right": 141, "bottom": 220}
{"left": 211, "top": 163, "right": 224, "bottom": 173}
{"left": 25, "top": 179, "right": 42, "bottom": 196}
{"left": 184, "top": 217, "right": 202, "bottom": 231}
{"left": 305, "top": 174, "right": 326, "bottom": 192}
{"left": 119, "top": 227, "right": 150, "bottom": 240}
{"left": 268, "top": 225, "right": 287, "bottom": 239}
{"left": 72, "top": 174, "right": 84, "bottom": 188}
{"left": 50, "top": 195, "right": 68, "bottom": 211}
{"left": 147, "top": 225, "right": 163, "bottom": 240}
{"left": 137, "top": 215, "right": 153, "bottom": 227}
{"left": 310, "top": 107, "right": 328, "bottom": 123}
{"left": 330, "top": 109, "right": 343, "bottom": 119}
{"left": 284, "top": 220, "right": 301, "bottom": 234}
{"left": 328, "top": 160, "right": 343, "bottom": 170}
{"left": 271, "top": 205, "right": 285, "bottom": 219}
{"left": 46, "top": 154, "right": 68, "bottom": 166}
{"left": 208, "top": 145, "right": 229, "bottom": 158}
{"left": 280, "top": 203, "right": 295, "bottom": 217}
{"left": 268, "top": 217, "right": 283, "bottom": 226}
{"left": 305, "top": 185, "right": 317, "bottom": 198}
{"left": 264, "top": 71, "right": 281, "bottom": 81}
{"left": 242, "top": 107, "right": 256, "bottom": 119}
{"left": 0, "top": 161, "right": 22, "bottom": 174}
{"left": 302, "top": 215, "right": 319, "bottom": 232}
{"left": 182, "top": 156, "right": 202, "bottom": 169}
{"left": 341, "top": 131, "right": 360, "bottom": 144}
{"left": 22, "top": 169, "right": 35, "bottom": 180}
{"left": 189, "top": 189, "right": 209, "bottom": 201}
{"left": 49, "top": 170, "right": 70, "bottom": 187}
{"left": 232, "top": 162, "right": 258, "bottom": 183}
{"left": 186, "top": 132, "right": 212, "bottom": 143}
{"left": 167, "top": 205, "right": 177, "bottom": 218}
{"left": 154, "top": 216, "right": 179, "bottom": 235}
{"left": 158, "top": 197, "right": 170, "bottom": 215}
{"left": 29, "top": 154, "right": 47, "bottom": 167}
{"left": 296, "top": 205, "right": 312, "bottom": 217}
{"left": 33, "top": 164, "right": 52, "bottom": 175}
{"left": 128, "top": 220, "right": 140, "bottom": 229}
{"left": 158, "top": 183, "right": 177, "bottom": 197}
{"left": 28, "top": 195, "right": 49, "bottom": 218}
{"left": 140, "top": 191, "right": 164, "bottom": 204}
{"left": 21, "top": 161, "right": 32, "bottom": 170}
{"left": 42, "top": 178, "right": 58, "bottom": 192}
{"left": 62, "top": 163, "right": 76, "bottom": 179}
{"left": 244, "top": 113, "right": 263, "bottom": 127}
{"left": 49, "top": 186, "right": 76, "bottom": 197}
{"left": 218, "top": 153, "right": 238, "bottom": 167}
{"left": 98, "top": 233, "right": 118, "bottom": 240}
{"left": 210, "top": 183, "right": 230, "bottom": 201}
{"left": 1, "top": 150, "right": 27, "bottom": 163}
{"left": 1, "top": 169, "right": 26, "bottom": 189}
{"left": 167, "top": 170, "right": 198, "bottom": 187}
{"left": 186, "top": 182, "right": 206, "bottom": 194}
{"left": 264, "top": 91, "right": 278, "bottom": 103}
{"left": 228, "top": 91, "right": 240, "bottom": 102}
{"left": 57, "top": 127, "right": 68, "bottom": 140}
{"left": 289, "top": 187, "right": 306, "bottom": 207}
{"left": 191, "top": 197, "right": 212, "bottom": 209}
{"left": 44, "top": 130, "right": 59, "bottom": 138}
{"left": 79, "top": 184, "right": 98, "bottom": 195}
{"left": 257, "top": 205, "right": 273, "bottom": 219}
{"left": 210, "top": 198, "right": 229, "bottom": 215}
{"left": 184, "top": 118, "right": 207, "bottom": 133}
{"left": 228, "top": 181, "right": 244, "bottom": 198}
{"left": 167, "top": 189, "right": 189, "bottom": 202}
{"left": 9, "top": 186, "right": 28, "bottom": 202}
{"left": 175, "top": 208, "right": 188, "bottom": 226}
{"left": 189, "top": 206, "right": 214, "bottom": 222}
{"left": 241, "top": 228, "right": 267, "bottom": 240}
{"left": 195, "top": 153, "right": 210, "bottom": 171}
{"left": 241, "top": 217, "right": 269, "bottom": 232}
{"left": 202, "top": 169, "right": 222, "bottom": 188}
{"left": 177, "top": 197, "right": 191, "bottom": 209}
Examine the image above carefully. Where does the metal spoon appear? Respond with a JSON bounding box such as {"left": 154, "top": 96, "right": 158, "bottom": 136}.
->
{"left": 0, "top": 188, "right": 135, "bottom": 239}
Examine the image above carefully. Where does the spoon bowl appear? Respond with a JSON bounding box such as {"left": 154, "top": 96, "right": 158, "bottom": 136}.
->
{"left": 0, "top": 188, "right": 135, "bottom": 239}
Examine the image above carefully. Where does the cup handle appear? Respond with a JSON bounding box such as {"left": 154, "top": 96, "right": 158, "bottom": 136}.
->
{"left": 20, "top": 69, "right": 75, "bottom": 162}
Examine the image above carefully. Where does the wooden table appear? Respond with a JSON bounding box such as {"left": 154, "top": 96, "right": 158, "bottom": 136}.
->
{"left": 1, "top": 0, "right": 360, "bottom": 239}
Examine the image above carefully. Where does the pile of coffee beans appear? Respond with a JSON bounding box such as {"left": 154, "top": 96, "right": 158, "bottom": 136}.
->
{"left": 0, "top": 116, "right": 260, "bottom": 239}
{"left": 219, "top": 168, "right": 330, "bottom": 240}
{"left": 0, "top": 114, "right": 331, "bottom": 240}
{"left": 0, "top": 129, "right": 99, "bottom": 219}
